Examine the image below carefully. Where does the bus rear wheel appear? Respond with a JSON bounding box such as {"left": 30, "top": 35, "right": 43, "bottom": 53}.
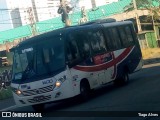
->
{"left": 114, "top": 70, "right": 129, "bottom": 85}
{"left": 32, "top": 103, "right": 45, "bottom": 112}
{"left": 80, "top": 81, "right": 91, "bottom": 101}
{"left": 121, "top": 71, "right": 129, "bottom": 84}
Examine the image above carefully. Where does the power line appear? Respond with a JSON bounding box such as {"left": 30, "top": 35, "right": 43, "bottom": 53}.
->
{"left": 0, "top": 6, "right": 59, "bottom": 11}
{"left": 0, "top": 0, "right": 79, "bottom": 11}
{"left": 0, "top": 22, "right": 63, "bottom": 24}
{"left": 0, "top": 12, "right": 61, "bottom": 22}
{"left": 0, "top": 10, "right": 124, "bottom": 24}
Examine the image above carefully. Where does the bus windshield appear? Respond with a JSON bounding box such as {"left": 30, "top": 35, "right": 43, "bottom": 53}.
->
{"left": 12, "top": 37, "right": 65, "bottom": 83}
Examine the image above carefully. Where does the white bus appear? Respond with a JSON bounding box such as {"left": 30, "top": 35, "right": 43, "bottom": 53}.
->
{"left": 11, "top": 19, "right": 143, "bottom": 111}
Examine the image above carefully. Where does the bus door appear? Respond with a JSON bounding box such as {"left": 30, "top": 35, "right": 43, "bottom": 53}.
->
{"left": 87, "top": 29, "right": 111, "bottom": 85}
{"left": 66, "top": 31, "right": 100, "bottom": 89}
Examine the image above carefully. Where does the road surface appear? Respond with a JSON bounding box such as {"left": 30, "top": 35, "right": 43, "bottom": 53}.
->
{"left": 1, "top": 63, "right": 160, "bottom": 120}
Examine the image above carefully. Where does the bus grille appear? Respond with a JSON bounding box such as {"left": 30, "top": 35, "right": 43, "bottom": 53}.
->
{"left": 22, "top": 85, "right": 54, "bottom": 96}
{"left": 28, "top": 95, "right": 51, "bottom": 103}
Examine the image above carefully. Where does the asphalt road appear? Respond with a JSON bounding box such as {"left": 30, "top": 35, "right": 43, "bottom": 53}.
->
{"left": 2, "top": 63, "right": 160, "bottom": 120}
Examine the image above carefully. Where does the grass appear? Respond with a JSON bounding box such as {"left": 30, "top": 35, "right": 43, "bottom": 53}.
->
{"left": 141, "top": 48, "right": 160, "bottom": 60}
{"left": 0, "top": 87, "right": 13, "bottom": 100}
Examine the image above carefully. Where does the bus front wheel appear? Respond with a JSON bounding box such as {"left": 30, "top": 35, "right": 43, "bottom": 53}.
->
{"left": 80, "top": 80, "right": 91, "bottom": 101}
{"left": 32, "top": 103, "right": 45, "bottom": 112}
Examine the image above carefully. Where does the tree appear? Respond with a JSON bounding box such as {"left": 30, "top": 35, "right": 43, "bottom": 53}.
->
{"left": 124, "top": 0, "right": 160, "bottom": 21}
{"left": 136, "top": 0, "right": 160, "bottom": 21}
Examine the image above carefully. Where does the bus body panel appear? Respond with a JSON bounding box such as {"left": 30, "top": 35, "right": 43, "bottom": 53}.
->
{"left": 11, "top": 20, "right": 143, "bottom": 108}
{"left": 72, "top": 46, "right": 138, "bottom": 88}
{"left": 11, "top": 70, "right": 77, "bottom": 107}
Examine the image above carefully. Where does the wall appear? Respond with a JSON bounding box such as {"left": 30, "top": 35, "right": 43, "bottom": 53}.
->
{"left": 146, "top": 32, "right": 158, "bottom": 48}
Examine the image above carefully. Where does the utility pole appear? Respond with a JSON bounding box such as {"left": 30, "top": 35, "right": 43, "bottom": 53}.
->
{"left": 27, "top": 7, "right": 37, "bottom": 36}
{"left": 150, "top": 2, "right": 159, "bottom": 47}
{"left": 58, "top": 0, "right": 73, "bottom": 27}
{"left": 133, "top": 0, "right": 142, "bottom": 32}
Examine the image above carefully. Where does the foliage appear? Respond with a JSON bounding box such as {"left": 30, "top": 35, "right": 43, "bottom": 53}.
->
{"left": 137, "top": 0, "right": 160, "bottom": 21}
{"left": 124, "top": 0, "right": 160, "bottom": 21}
{"left": 0, "top": 87, "right": 12, "bottom": 100}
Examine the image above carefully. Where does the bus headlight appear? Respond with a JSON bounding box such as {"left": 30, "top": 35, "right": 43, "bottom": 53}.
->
{"left": 16, "top": 90, "right": 22, "bottom": 95}
{"left": 12, "top": 87, "right": 22, "bottom": 96}
{"left": 55, "top": 81, "right": 61, "bottom": 87}
{"left": 54, "top": 76, "right": 66, "bottom": 89}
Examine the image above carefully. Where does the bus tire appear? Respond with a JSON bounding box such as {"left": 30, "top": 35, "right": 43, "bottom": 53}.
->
{"left": 114, "top": 70, "right": 129, "bottom": 85}
{"left": 121, "top": 71, "right": 129, "bottom": 84}
{"left": 32, "top": 103, "right": 45, "bottom": 112}
{"left": 80, "top": 80, "right": 91, "bottom": 101}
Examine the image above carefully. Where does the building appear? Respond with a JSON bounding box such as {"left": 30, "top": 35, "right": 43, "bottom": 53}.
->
{"left": 71, "top": 0, "right": 119, "bottom": 11}
{"left": 5, "top": 0, "right": 60, "bottom": 28}
{"left": 10, "top": 8, "right": 22, "bottom": 28}
{"left": 0, "top": 0, "right": 12, "bottom": 31}
{"left": 106, "top": 0, "right": 119, "bottom": 4}
{"left": 4, "top": 0, "right": 120, "bottom": 29}
{"left": 5, "top": 0, "right": 33, "bottom": 28}
{"left": 31, "top": 0, "right": 60, "bottom": 22}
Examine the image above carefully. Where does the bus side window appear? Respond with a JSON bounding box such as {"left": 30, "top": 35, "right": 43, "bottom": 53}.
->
{"left": 87, "top": 30, "right": 107, "bottom": 54}
{"left": 67, "top": 34, "right": 80, "bottom": 65}
{"left": 96, "top": 31, "right": 107, "bottom": 52}
{"left": 118, "top": 26, "right": 129, "bottom": 47}
{"left": 107, "top": 27, "right": 122, "bottom": 50}
{"left": 124, "top": 26, "right": 134, "bottom": 45}
{"left": 104, "top": 29, "right": 112, "bottom": 50}
{"left": 76, "top": 31, "right": 91, "bottom": 58}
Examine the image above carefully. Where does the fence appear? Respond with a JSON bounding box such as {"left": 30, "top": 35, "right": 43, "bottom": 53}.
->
{"left": 138, "top": 31, "right": 158, "bottom": 49}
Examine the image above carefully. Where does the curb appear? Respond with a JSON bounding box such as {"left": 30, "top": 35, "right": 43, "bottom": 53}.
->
{"left": 143, "top": 58, "right": 160, "bottom": 65}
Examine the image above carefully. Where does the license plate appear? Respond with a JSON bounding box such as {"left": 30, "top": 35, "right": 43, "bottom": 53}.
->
{"left": 33, "top": 96, "right": 45, "bottom": 102}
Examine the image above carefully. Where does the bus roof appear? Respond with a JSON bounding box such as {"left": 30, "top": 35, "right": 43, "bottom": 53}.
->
{"left": 17, "top": 19, "right": 133, "bottom": 48}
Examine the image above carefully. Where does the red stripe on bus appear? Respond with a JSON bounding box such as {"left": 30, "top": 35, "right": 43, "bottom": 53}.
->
{"left": 73, "top": 47, "right": 133, "bottom": 72}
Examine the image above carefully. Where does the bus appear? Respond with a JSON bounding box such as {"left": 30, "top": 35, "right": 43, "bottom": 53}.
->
{"left": 11, "top": 19, "right": 143, "bottom": 111}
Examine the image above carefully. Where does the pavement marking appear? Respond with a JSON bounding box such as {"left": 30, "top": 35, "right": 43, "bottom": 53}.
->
{"left": 0, "top": 105, "right": 17, "bottom": 111}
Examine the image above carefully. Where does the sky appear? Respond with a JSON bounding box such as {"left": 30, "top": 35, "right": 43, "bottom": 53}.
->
{"left": 0, "top": 0, "right": 32, "bottom": 32}
{"left": 0, "top": 0, "right": 69, "bottom": 32}
{"left": 0, "top": 0, "right": 12, "bottom": 32}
